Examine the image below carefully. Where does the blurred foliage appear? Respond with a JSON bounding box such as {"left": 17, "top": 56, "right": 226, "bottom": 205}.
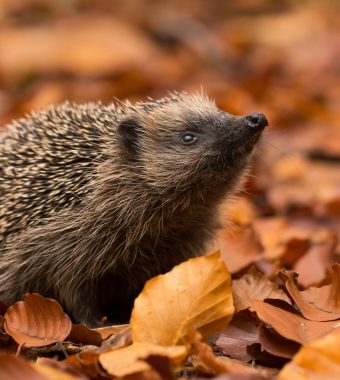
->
{"left": 0, "top": 0, "right": 339, "bottom": 133}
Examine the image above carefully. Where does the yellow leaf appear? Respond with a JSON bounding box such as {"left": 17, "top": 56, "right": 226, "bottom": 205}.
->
{"left": 279, "top": 330, "right": 340, "bottom": 380}
{"left": 131, "top": 251, "right": 234, "bottom": 345}
{"left": 99, "top": 342, "right": 188, "bottom": 377}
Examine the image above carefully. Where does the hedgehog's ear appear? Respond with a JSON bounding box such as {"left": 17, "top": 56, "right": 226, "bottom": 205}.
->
{"left": 117, "top": 118, "right": 141, "bottom": 155}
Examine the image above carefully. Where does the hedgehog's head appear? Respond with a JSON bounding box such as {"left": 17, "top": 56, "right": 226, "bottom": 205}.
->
{"left": 116, "top": 93, "right": 268, "bottom": 198}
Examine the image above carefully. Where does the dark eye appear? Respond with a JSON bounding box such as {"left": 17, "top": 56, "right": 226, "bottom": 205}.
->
{"left": 181, "top": 133, "right": 198, "bottom": 145}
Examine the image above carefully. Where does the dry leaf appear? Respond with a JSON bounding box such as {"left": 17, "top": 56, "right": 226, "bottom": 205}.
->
{"left": 215, "top": 310, "right": 261, "bottom": 362}
{"left": 131, "top": 252, "right": 234, "bottom": 345}
{"left": 65, "top": 352, "right": 103, "bottom": 379}
{"left": 36, "top": 358, "right": 88, "bottom": 380}
{"left": 279, "top": 330, "right": 340, "bottom": 380}
{"left": 253, "top": 218, "right": 310, "bottom": 261}
{"left": 33, "top": 362, "right": 81, "bottom": 380}
{"left": 4, "top": 293, "right": 72, "bottom": 347}
{"left": 99, "top": 343, "right": 188, "bottom": 377}
{"left": 300, "top": 264, "right": 340, "bottom": 313}
{"left": 258, "top": 324, "right": 300, "bottom": 359}
{"left": 93, "top": 323, "right": 130, "bottom": 341}
{"left": 0, "top": 354, "right": 47, "bottom": 380}
{"left": 251, "top": 300, "right": 340, "bottom": 345}
{"left": 233, "top": 267, "right": 291, "bottom": 312}
{"left": 68, "top": 324, "right": 103, "bottom": 346}
{"left": 192, "top": 339, "right": 270, "bottom": 378}
{"left": 279, "top": 270, "right": 340, "bottom": 321}
{"left": 215, "top": 225, "right": 263, "bottom": 273}
{"left": 293, "top": 234, "right": 338, "bottom": 287}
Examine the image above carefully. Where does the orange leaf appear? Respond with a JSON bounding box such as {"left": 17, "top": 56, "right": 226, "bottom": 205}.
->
{"left": 279, "top": 270, "right": 340, "bottom": 321}
{"left": 4, "top": 293, "right": 72, "bottom": 347}
{"left": 214, "top": 225, "right": 263, "bottom": 273}
{"left": 0, "top": 354, "right": 46, "bottom": 380}
{"left": 233, "top": 267, "right": 291, "bottom": 312}
{"left": 68, "top": 324, "right": 103, "bottom": 346}
{"left": 251, "top": 300, "right": 340, "bottom": 345}
{"left": 279, "top": 330, "right": 340, "bottom": 380}
{"left": 99, "top": 343, "right": 188, "bottom": 377}
{"left": 300, "top": 264, "right": 340, "bottom": 313}
{"left": 131, "top": 252, "right": 234, "bottom": 345}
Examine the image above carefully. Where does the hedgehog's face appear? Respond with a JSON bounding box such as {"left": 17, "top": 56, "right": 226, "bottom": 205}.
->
{"left": 117, "top": 95, "right": 267, "bottom": 195}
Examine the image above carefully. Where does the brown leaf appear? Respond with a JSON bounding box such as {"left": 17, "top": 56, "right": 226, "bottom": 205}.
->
{"left": 215, "top": 310, "right": 261, "bottom": 362}
{"left": 293, "top": 233, "right": 338, "bottom": 287}
{"left": 65, "top": 352, "right": 103, "bottom": 379}
{"left": 279, "top": 330, "right": 340, "bottom": 380}
{"left": 233, "top": 267, "right": 291, "bottom": 313}
{"left": 251, "top": 300, "right": 340, "bottom": 345}
{"left": 192, "top": 340, "right": 270, "bottom": 378}
{"left": 93, "top": 323, "right": 130, "bottom": 341}
{"left": 35, "top": 358, "right": 89, "bottom": 380}
{"left": 258, "top": 324, "right": 299, "bottom": 359}
{"left": 300, "top": 264, "right": 340, "bottom": 313}
{"left": 279, "top": 270, "right": 340, "bottom": 321}
{"left": 68, "top": 324, "right": 102, "bottom": 346}
{"left": 216, "top": 225, "right": 263, "bottom": 273}
{"left": 99, "top": 343, "right": 188, "bottom": 377}
{"left": 0, "top": 354, "right": 47, "bottom": 380}
{"left": 253, "top": 218, "right": 310, "bottom": 261}
{"left": 131, "top": 252, "right": 234, "bottom": 345}
{"left": 4, "top": 293, "right": 72, "bottom": 347}
{"left": 33, "top": 361, "right": 84, "bottom": 380}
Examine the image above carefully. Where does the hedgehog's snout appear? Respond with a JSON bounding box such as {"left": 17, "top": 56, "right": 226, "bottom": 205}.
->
{"left": 243, "top": 113, "right": 268, "bottom": 131}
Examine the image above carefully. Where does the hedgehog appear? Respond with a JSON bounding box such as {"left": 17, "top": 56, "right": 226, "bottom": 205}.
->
{"left": 0, "top": 93, "right": 268, "bottom": 326}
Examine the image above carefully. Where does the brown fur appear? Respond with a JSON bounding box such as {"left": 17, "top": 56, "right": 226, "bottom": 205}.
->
{"left": 0, "top": 93, "right": 265, "bottom": 326}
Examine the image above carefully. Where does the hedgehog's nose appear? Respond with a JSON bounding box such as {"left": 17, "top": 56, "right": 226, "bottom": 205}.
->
{"left": 244, "top": 113, "right": 268, "bottom": 131}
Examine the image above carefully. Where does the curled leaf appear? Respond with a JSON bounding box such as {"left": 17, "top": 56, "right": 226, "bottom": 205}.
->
{"left": 279, "top": 270, "right": 340, "bottom": 321}
{"left": 251, "top": 300, "right": 340, "bottom": 345}
{"left": 131, "top": 252, "right": 234, "bottom": 345}
{"left": 4, "top": 293, "right": 72, "bottom": 347}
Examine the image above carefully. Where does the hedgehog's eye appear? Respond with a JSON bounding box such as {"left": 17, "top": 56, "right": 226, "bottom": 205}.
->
{"left": 181, "top": 133, "right": 198, "bottom": 145}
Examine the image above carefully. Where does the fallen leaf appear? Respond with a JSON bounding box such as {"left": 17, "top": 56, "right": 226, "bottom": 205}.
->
{"left": 131, "top": 252, "right": 234, "bottom": 345}
{"left": 251, "top": 300, "right": 340, "bottom": 345}
{"left": 0, "top": 354, "right": 46, "bottom": 380}
{"left": 93, "top": 324, "right": 130, "bottom": 341}
{"left": 279, "top": 270, "right": 340, "bottom": 321}
{"left": 35, "top": 358, "right": 89, "bottom": 380}
{"left": 279, "top": 330, "right": 340, "bottom": 380}
{"left": 215, "top": 310, "right": 261, "bottom": 362}
{"left": 4, "top": 293, "right": 72, "bottom": 347}
{"left": 216, "top": 225, "right": 263, "bottom": 273}
{"left": 68, "top": 324, "right": 102, "bottom": 346}
{"left": 258, "top": 324, "right": 299, "bottom": 359}
{"left": 33, "top": 362, "right": 82, "bottom": 380}
{"left": 233, "top": 267, "right": 291, "bottom": 313}
{"left": 99, "top": 343, "right": 188, "bottom": 377}
{"left": 65, "top": 352, "right": 103, "bottom": 379}
{"left": 192, "top": 339, "right": 271, "bottom": 378}
{"left": 300, "top": 264, "right": 340, "bottom": 313}
{"left": 293, "top": 233, "right": 338, "bottom": 287}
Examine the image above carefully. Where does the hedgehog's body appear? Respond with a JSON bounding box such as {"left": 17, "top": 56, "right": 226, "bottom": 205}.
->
{"left": 0, "top": 93, "right": 267, "bottom": 325}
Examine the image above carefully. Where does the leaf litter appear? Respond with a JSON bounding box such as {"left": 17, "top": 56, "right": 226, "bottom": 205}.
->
{"left": 0, "top": 0, "right": 340, "bottom": 379}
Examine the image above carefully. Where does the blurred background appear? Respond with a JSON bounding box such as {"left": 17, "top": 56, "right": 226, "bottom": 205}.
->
{"left": 0, "top": 0, "right": 339, "bottom": 282}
